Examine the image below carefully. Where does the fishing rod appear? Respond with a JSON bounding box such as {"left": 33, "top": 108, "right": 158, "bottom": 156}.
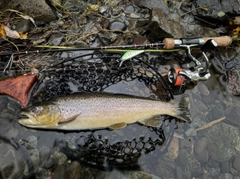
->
{"left": 0, "top": 36, "right": 234, "bottom": 108}
{"left": 0, "top": 36, "right": 233, "bottom": 57}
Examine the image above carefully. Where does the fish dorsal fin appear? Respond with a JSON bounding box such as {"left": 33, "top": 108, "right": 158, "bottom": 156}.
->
{"left": 59, "top": 113, "right": 81, "bottom": 123}
{"left": 138, "top": 116, "right": 162, "bottom": 127}
{"left": 108, "top": 122, "right": 127, "bottom": 130}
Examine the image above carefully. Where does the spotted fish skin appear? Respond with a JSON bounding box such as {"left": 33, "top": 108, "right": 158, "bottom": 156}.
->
{"left": 19, "top": 92, "right": 190, "bottom": 130}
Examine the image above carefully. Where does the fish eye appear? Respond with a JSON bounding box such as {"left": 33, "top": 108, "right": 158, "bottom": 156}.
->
{"left": 30, "top": 106, "right": 42, "bottom": 114}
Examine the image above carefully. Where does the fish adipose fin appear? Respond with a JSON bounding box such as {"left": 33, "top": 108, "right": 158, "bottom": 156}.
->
{"left": 173, "top": 94, "right": 191, "bottom": 123}
{"left": 108, "top": 122, "right": 127, "bottom": 130}
{"left": 138, "top": 116, "right": 162, "bottom": 127}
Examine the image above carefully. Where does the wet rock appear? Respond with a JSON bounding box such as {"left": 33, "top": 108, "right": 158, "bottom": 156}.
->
{"left": 20, "top": 135, "right": 38, "bottom": 150}
{"left": 137, "top": 0, "right": 169, "bottom": 14}
{"left": 48, "top": 33, "right": 64, "bottom": 46}
{"left": 108, "top": 20, "right": 127, "bottom": 31}
{"left": 175, "top": 166, "right": 182, "bottom": 179}
{"left": 211, "top": 107, "right": 225, "bottom": 119}
{"left": 15, "top": 19, "right": 34, "bottom": 33}
{"left": 53, "top": 151, "right": 67, "bottom": 165}
{"left": 178, "top": 149, "right": 189, "bottom": 166}
{"left": 198, "top": 82, "right": 210, "bottom": 96}
{"left": 98, "top": 32, "right": 118, "bottom": 45}
{"left": 193, "top": 0, "right": 240, "bottom": 20}
{"left": 228, "top": 70, "right": 240, "bottom": 95}
{"left": 195, "top": 149, "right": 209, "bottom": 163}
{"left": 125, "top": 5, "right": 135, "bottom": 14}
{"left": 52, "top": 164, "right": 64, "bottom": 179}
{"left": 220, "top": 161, "right": 230, "bottom": 173}
{"left": 194, "top": 137, "right": 208, "bottom": 155}
{"left": 148, "top": 8, "right": 186, "bottom": 40}
{"left": 166, "top": 137, "right": 179, "bottom": 160}
{"left": 233, "top": 155, "right": 240, "bottom": 171}
{"left": 123, "top": 171, "right": 162, "bottom": 179}
{"left": 29, "top": 149, "right": 40, "bottom": 172}
{"left": 64, "top": 161, "right": 82, "bottom": 179}
{"left": 1, "top": 0, "right": 57, "bottom": 22}
{"left": 0, "top": 143, "right": 24, "bottom": 178}
{"left": 194, "top": 98, "right": 208, "bottom": 113}
{"left": 205, "top": 122, "right": 240, "bottom": 162}
{"left": 218, "top": 173, "right": 233, "bottom": 179}
{"left": 39, "top": 146, "right": 50, "bottom": 164}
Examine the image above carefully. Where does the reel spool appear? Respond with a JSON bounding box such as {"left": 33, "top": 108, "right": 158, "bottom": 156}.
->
{"left": 168, "top": 68, "right": 185, "bottom": 86}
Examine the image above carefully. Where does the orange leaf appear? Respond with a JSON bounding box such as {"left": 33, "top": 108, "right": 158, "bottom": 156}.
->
{"left": 0, "top": 24, "right": 6, "bottom": 38}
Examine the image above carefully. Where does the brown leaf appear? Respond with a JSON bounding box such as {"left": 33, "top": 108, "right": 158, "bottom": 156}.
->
{"left": 0, "top": 24, "right": 6, "bottom": 38}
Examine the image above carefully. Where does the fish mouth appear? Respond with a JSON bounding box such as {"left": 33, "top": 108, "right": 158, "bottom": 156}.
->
{"left": 18, "top": 112, "right": 39, "bottom": 127}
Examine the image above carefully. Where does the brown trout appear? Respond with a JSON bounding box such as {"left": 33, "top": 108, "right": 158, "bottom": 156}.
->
{"left": 19, "top": 93, "right": 190, "bottom": 130}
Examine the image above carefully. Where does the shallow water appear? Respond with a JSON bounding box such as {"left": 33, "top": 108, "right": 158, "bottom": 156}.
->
{"left": 1, "top": 0, "right": 240, "bottom": 178}
{"left": 1, "top": 49, "right": 240, "bottom": 178}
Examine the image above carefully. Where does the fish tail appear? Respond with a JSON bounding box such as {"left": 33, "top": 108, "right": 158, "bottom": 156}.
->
{"left": 173, "top": 94, "right": 191, "bottom": 122}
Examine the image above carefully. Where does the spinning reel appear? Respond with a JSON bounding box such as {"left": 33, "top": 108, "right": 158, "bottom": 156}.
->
{"left": 168, "top": 39, "right": 218, "bottom": 87}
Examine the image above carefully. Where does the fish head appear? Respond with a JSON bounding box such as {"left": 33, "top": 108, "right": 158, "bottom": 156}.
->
{"left": 19, "top": 103, "right": 62, "bottom": 128}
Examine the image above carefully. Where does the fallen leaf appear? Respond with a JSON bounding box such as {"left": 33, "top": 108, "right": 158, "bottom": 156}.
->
{"left": 4, "top": 26, "right": 20, "bottom": 39}
{"left": 18, "top": 14, "right": 36, "bottom": 27}
{"left": 19, "top": 32, "right": 28, "bottom": 40}
{"left": 0, "top": 24, "right": 6, "bottom": 38}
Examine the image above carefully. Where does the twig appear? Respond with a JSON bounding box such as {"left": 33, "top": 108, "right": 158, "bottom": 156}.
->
{"left": 192, "top": 116, "right": 225, "bottom": 133}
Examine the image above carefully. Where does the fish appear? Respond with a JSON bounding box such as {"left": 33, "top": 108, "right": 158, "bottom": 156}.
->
{"left": 18, "top": 92, "right": 190, "bottom": 130}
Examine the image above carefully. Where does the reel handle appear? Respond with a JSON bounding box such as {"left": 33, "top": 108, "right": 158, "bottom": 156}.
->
{"left": 163, "top": 36, "right": 232, "bottom": 49}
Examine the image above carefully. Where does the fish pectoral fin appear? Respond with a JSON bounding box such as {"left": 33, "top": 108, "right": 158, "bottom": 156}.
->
{"left": 138, "top": 116, "right": 162, "bottom": 127}
{"left": 108, "top": 122, "right": 127, "bottom": 130}
{"left": 59, "top": 113, "right": 81, "bottom": 123}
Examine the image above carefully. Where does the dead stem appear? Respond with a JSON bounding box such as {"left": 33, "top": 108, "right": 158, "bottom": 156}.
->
{"left": 193, "top": 116, "right": 225, "bottom": 133}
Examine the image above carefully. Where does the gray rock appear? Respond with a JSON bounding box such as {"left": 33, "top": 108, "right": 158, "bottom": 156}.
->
{"left": 20, "top": 135, "right": 38, "bottom": 150}
{"left": 228, "top": 70, "right": 240, "bottom": 95}
{"left": 148, "top": 8, "right": 186, "bottom": 39}
{"left": 218, "top": 173, "right": 233, "bottom": 179}
{"left": 211, "top": 107, "right": 225, "bottom": 119}
{"left": 175, "top": 166, "right": 182, "bottom": 179}
{"left": 123, "top": 171, "right": 162, "bottom": 179}
{"left": 15, "top": 19, "right": 34, "bottom": 33}
{"left": 108, "top": 20, "right": 127, "bottom": 31}
{"left": 178, "top": 149, "right": 189, "bottom": 166}
{"left": 194, "top": 0, "right": 240, "bottom": 19}
{"left": 29, "top": 149, "right": 40, "bottom": 172}
{"left": 220, "top": 161, "right": 230, "bottom": 173}
{"left": 198, "top": 82, "right": 210, "bottom": 96}
{"left": 53, "top": 151, "right": 67, "bottom": 165}
{"left": 196, "top": 149, "right": 209, "bottom": 163}
{"left": 205, "top": 122, "right": 240, "bottom": 162}
{"left": 64, "top": 161, "right": 82, "bottom": 179}
{"left": 138, "top": 0, "right": 169, "bottom": 14}
{"left": 194, "top": 137, "right": 208, "bottom": 154}
{"left": 1, "top": 0, "right": 57, "bottom": 22}
{"left": 233, "top": 155, "right": 240, "bottom": 171}
{"left": 0, "top": 143, "right": 24, "bottom": 178}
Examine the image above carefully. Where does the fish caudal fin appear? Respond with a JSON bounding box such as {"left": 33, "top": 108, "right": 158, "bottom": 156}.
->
{"left": 173, "top": 94, "right": 191, "bottom": 123}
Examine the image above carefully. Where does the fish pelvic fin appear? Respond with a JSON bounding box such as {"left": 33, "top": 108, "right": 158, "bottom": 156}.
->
{"left": 173, "top": 94, "right": 191, "bottom": 123}
{"left": 108, "top": 122, "right": 127, "bottom": 130}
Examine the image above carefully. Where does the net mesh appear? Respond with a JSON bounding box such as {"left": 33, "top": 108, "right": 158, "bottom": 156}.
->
{"left": 1, "top": 50, "right": 177, "bottom": 171}
{"left": 33, "top": 51, "right": 173, "bottom": 102}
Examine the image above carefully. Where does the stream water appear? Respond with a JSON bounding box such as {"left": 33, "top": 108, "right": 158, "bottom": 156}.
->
{"left": 1, "top": 0, "right": 240, "bottom": 178}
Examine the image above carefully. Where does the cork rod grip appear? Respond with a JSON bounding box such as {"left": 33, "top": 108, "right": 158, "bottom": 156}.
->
{"left": 203, "top": 36, "right": 232, "bottom": 47}
{"left": 163, "top": 36, "right": 232, "bottom": 49}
